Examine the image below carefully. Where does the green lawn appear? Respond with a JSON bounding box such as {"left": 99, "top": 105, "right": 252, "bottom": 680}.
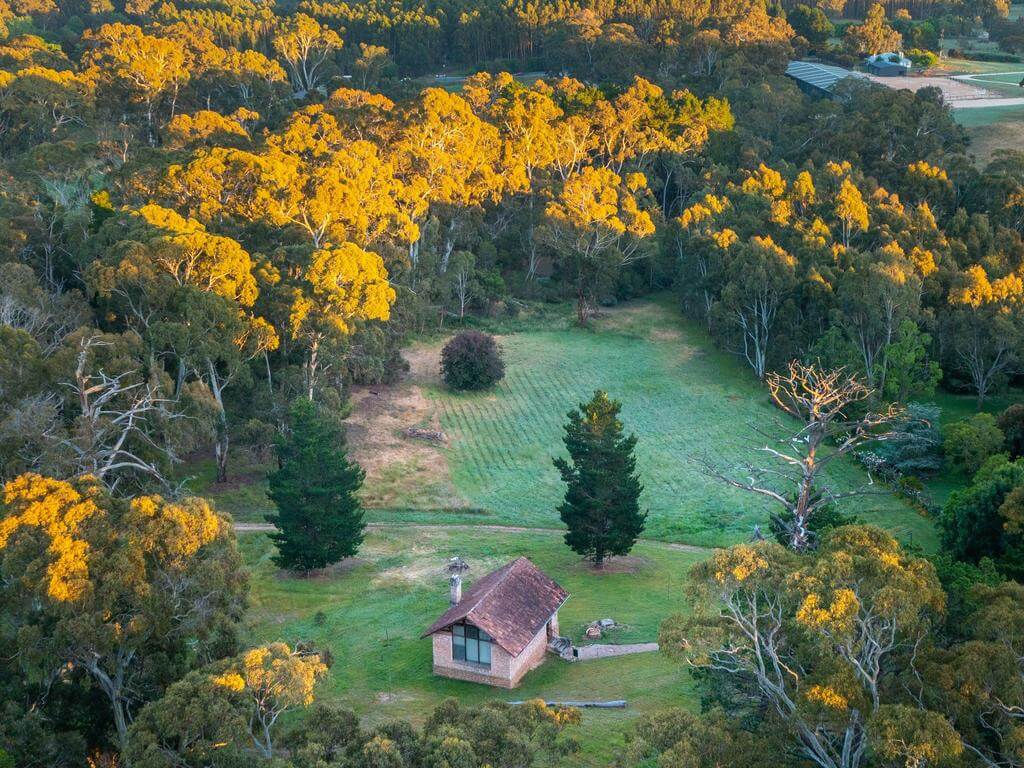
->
{"left": 421, "top": 300, "right": 936, "bottom": 549}
{"left": 190, "top": 297, "right": 938, "bottom": 550}
{"left": 225, "top": 298, "right": 956, "bottom": 764}
{"left": 240, "top": 525, "right": 702, "bottom": 766}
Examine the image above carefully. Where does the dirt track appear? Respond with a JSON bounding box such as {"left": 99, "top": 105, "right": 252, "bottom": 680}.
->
{"left": 868, "top": 72, "right": 1024, "bottom": 109}
{"left": 234, "top": 521, "right": 711, "bottom": 554}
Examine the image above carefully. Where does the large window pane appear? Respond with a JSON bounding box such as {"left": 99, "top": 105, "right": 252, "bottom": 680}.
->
{"left": 452, "top": 626, "right": 466, "bottom": 661}
{"left": 451, "top": 624, "right": 491, "bottom": 667}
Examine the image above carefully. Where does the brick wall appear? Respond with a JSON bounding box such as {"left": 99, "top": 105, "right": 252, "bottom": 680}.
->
{"left": 430, "top": 614, "right": 557, "bottom": 688}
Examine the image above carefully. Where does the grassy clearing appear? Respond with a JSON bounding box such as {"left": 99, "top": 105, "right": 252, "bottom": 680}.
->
{"left": 960, "top": 106, "right": 1024, "bottom": 159}
{"left": 956, "top": 102, "right": 1024, "bottom": 125}
{"left": 418, "top": 299, "right": 936, "bottom": 549}
{"left": 188, "top": 298, "right": 937, "bottom": 549}
{"left": 936, "top": 55, "right": 1018, "bottom": 74}
{"left": 240, "top": 525, "right": 702, "bottom": 766}
{"left": 182, "top": 451, "right": 276, "bottom": 522}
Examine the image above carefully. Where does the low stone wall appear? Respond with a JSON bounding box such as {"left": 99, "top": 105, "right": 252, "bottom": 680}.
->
{"left": 572, "top": 642, "right": 659, "bottom": 661}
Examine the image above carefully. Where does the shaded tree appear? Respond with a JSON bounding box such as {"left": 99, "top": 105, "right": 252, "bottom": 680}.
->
{"left": 661, "top": 526, "right": 949, "bottom": 768}
{"left": 943, "top": 413, "right": 1005, "bottom": 477}
{"left": 266, "top": 399, "right": 366, "bottom": 572}
{"left": 0, "top": 473, "right": 246, "bottom": 754}
{"left": 997, "top": 402, "right": 1024, "bottom": 459}
{"left": 554, "top": 390, "right": 646, "bottom": 567}
{"left": 940, "top": 457, "right": 1024, "bottom": 576}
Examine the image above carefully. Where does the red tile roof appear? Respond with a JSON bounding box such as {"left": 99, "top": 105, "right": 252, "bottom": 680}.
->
{"left": 421, "top": 557, "right": 569, "bottom": 656}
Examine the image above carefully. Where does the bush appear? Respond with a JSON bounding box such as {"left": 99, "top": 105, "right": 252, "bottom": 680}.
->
{"left": 998, "top": 403, "right": 1024, "bottom": 459}
{"left": 441, "top": 331, "right": 505, "bottom": 391}
{"left": 907, "top": 48, "right": 939, "bottom": 67}
{"left": 870, "top": 403, "right": 943, "bottom": 477}
{"left": 943, "top": 413, "right": 1005, "bottom": 477}
{"left": 940, "top": 457, "right": 1024, "bottom": 578}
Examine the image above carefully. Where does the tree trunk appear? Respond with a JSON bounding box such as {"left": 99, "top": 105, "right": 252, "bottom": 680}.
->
{"left": 305, "top": 337, "right": 320, "bottom": 402}
{"left": 84, "top": 655, "right": 132, "bottom": 759}
{"left": 207, "top": 357, "right": 230, "bottom": 483}
{"left": 440, "top": 221, "right": 456, "bottom": 273}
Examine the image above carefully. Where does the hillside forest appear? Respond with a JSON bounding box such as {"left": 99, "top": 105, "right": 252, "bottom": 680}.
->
{"left": 5, "top": 0, "right": 1024, "bottom": 766}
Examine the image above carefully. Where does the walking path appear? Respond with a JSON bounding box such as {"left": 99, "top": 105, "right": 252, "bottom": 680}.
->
{"left": 573, "top": 642, "right": 660, "bottom": 660}
{"left": 234, "top": 520, "right": 710, "bottom": 554}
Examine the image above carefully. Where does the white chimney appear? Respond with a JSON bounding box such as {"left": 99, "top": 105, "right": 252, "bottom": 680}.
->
{"left": 446, "top": 556, "right": 469, "bottom": 606}
{"left": 450, "top": 573, "right": 462, "bottom": 606}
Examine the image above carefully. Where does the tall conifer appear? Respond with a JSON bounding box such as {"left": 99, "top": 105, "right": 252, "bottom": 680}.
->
{"left": 554, "top": 390, "right": 646, "bottom": 567}
{"left": 267, "top": 399, "right": 365, "bottom": 572}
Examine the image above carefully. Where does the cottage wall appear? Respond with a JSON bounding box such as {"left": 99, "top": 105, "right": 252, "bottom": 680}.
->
{"left": 430, "top": 615, "right": 556, "bottom": 688}
{"left": 506, "top": 621, "right": 549, "bottom": 683}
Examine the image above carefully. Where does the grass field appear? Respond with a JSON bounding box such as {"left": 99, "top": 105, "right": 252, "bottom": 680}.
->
{"left": 220, "top": 298, "right": 971, "bottom": 765}
{"left": 416, "top": 300, "right": 935, "bottom": 549}
{"left": 239, "top": 525, "right": 703, "bottom": 766}
{"left": 192, "top": 297, "right": 938, "bottom": 550}
{"left": 959, "top": 103, "right": 1024, "bottom": 162}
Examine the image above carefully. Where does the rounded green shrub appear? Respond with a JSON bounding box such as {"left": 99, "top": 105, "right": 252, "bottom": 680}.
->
{"left": 441, "top": 331, "right": 505, "bottom": 391}
{"left": 943, "top": 413, "right": 1005, "bottom": 477}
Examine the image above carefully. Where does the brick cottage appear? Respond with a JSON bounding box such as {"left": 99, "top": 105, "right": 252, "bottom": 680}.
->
{"left": 421, "top": 557, "right": 569, "bottom": 688}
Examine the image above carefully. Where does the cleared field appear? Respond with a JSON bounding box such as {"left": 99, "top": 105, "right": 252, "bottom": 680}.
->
{"left": 959, "top": 104, "right": 1024, "bottom": 157}
{"left": 240, "top": 525, "right": 703, "bottom": 766}
{"left": 957, "top": 102, "right": 1024, "bottom": 125}
{"left": 190, "top": 298, "right": 938, "bottom": 549}
{"left": 417, "top": 300, "right": 936, "bottom": 549}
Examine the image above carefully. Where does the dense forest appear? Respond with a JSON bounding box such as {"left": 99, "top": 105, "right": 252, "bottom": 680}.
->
{"left": 4, "top": 0, "right": 1024, "bottom": 765}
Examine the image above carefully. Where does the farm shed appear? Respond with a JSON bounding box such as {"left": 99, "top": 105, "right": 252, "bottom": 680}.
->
{"left": 865, "top": 52, "right": 912, "bottom": 76}
{"left": 785, "top": 60, "right": 864, "bottom": 97}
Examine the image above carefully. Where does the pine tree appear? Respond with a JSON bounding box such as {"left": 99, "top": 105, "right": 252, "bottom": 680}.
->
{"left": 266, "top": 399, "right": 366, "bottom": 572}
{"left": 554, "top": 390, "right": 646, "bottom": 567}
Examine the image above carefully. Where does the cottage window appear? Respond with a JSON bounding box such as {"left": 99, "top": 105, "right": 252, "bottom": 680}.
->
{"left": 452, "top": 623, "right": 492, "bottom": 667}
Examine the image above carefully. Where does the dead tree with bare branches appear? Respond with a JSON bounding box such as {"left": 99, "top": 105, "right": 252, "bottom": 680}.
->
{"left": 58, "top": 334, "right": 181, "bottom": 492}
{"left": 699, "top": 361, "right": 903, "bottom": 551}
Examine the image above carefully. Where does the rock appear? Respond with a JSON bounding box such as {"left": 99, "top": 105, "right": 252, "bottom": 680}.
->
{"left": 598, "top": 618, "right": 616, "bottom": 628}
{"left": 585, "top": 625, "right": 602, "bottom": 639}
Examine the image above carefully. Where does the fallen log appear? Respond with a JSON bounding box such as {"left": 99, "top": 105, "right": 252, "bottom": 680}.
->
{"left": 508, "top": 700, "right": 626, "bottom": 709}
